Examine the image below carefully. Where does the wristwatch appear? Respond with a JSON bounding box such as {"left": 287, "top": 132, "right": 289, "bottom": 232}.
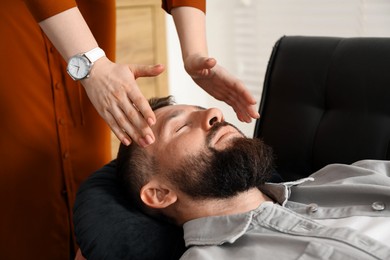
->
{"left": 66, "top": 47, "right": 106, "bottom": 80}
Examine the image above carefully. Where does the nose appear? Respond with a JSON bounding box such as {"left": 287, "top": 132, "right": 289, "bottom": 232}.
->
{"left": 201, "top": 108, "right": 224, "bottom": 130}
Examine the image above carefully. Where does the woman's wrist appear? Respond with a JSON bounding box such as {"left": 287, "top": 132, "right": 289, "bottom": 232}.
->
{"left": 171, "top": 6, "right": 208, "bottom": 62}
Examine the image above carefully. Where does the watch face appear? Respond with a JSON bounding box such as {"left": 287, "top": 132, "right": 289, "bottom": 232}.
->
{"left": 67, "top": 55, "right": 91, "bottom": 80}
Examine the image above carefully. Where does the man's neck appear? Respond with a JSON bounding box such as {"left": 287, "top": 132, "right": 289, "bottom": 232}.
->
{"left": 174, "top": 188, "right": 273, "bottom": 225}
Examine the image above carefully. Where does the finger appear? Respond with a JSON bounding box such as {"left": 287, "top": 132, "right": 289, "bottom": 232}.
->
{"left": 238, "top": 94, "right": 259, "bottom": 120}
{"left": 229, "top": 98, "right": 253, "bottom": 123}
{"left": 232, "top": 95, "right": 259, "bottom": 121}
{"left": 233, "top": 100, "right": 258, "bottom": 123}
{"left": 104, "top": 110, "right": 132, "bottom": 146}
{"left": 115, "top": 68, "right": 156, "bottom": 145}
{"left": 237, "top": 110, "right": 252, "bottom": 123}
{"left": 111, "top": 102, "right": 155, "bottom": 147}
{"left": 106, "top": 82, "right": 155, "bottom": 146}
{"left": 194, "top": 57, "right": 216, "bottom": 72}
{"left": 246, "top": 104, "right": 260, "bottom": 119}
{"left": 120, "top": 94, "right": 155, "bottom": 141}
{"left": 126, "top": 84, "right": 157, "bottom": 127}
{"left": 203, "top": 57, "right": 217, "bottom": 70}
{"left": 129, "top": 64, "right": 165, "bottom": 79}
{"left": 187, "top": 56, "right": 216, "bottom": 72}
{"left": 230, "top": 82, "right": 259, "bottom": 119}
{"left": 121, "top": 96, "right": 155, "bottom": 139}
{"left": 220, "top": 91, "right": 257, "bottom": 123}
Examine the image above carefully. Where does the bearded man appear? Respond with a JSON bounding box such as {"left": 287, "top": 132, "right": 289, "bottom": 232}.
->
{"left": 116, "top": 96, "right": 390, "bottom": 260}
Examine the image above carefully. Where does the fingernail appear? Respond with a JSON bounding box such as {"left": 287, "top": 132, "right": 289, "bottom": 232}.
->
{"left": 122, "top": 138, "right": 131, "bottom": 146}
{"left": 147, "top": 117, "right": 155, "bottom": 126}
{"left": 145, "top": 134, "right": 154, "bottom": 145}
{"left": 139, "top": 135, "right": 154, "bottom": 148}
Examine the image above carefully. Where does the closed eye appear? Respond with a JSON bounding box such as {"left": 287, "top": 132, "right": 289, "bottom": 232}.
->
{"left": 176, "top": 124, "right": 187, "bottom": 133}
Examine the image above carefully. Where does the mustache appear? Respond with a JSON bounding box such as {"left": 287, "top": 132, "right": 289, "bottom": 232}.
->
{"left": 206, "top": 121, "right": 244, "bottom": 146}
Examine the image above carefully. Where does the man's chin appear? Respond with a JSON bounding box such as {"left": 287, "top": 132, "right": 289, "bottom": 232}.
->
{"left": 169, "top": 136, "right": 274, "bottom": 200}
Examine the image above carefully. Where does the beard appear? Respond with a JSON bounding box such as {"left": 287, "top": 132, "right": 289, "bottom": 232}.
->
{"left": 166, "top": 122, "right": 274, "bottom": 200}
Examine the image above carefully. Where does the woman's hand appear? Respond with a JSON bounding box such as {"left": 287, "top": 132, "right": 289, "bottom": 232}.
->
{"left": 81, "top": 57, "right": 165, "bottom": 147}
{"left": 38, "top": 7, "right": 164, "bottom": 147}
{"left": 184, "top": 54, "right": 259, "bottom": 123}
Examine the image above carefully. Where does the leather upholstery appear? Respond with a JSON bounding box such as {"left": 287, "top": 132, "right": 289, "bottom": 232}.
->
{"left": 255, "top": 36, "right": 390, "bottom": 181}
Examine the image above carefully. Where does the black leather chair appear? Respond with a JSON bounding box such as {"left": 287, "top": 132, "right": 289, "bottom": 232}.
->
{"left": 255, "top": 36, "right": 390, "bottom": 181}
{"left": 73, "top": 36, "right": 390, "bottom": 259}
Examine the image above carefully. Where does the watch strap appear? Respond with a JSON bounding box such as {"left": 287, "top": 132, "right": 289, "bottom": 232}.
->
{"left": 84, "top": 47, "right": 106, "bottom": 63}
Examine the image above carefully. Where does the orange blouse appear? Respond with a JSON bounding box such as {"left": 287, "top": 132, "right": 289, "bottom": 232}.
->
{"left": 0, "top": 0, "right": 204, "bottom": 259}
{"left": 162, "top": 0, "right": 206, "bottom": 13}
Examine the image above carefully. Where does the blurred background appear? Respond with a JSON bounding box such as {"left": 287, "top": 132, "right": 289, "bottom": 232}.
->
{"left": 166, "top": 0, "right": 390, "bottom": 137}
{"left": 113, "top": 0, "right": 390, "bottom": 156}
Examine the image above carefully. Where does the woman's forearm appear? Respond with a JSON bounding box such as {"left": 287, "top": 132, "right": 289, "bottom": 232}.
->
{"left": 171, "top": 6, "right": 208, "bottom": 61}
{"left": 39, "top": 7, "right": 99, "bottom": 60}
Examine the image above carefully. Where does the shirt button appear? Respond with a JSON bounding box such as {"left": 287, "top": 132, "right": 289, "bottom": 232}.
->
{"left": 371, "top": 202, "right": 385, "bottom": 211}
{"left": 307, "top": 203, "right": 319, "bottom": 214}
{"left": 55, "top": 82, "right": 62, "bottom": 90}
{"left": 59, "top": 118, "right": 66, "bottom": 125}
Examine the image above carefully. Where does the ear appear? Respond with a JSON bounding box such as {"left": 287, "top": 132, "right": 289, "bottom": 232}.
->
{"left": 140, "top": 180, "right": 177, "bottom": 209}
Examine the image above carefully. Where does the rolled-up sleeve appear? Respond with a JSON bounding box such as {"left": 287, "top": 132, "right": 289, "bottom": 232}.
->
{"left": 23, "top": 0, "right": 77, "bottom": 22}
{"left": 162, "top": 0, "right": 206, "bottom": 14}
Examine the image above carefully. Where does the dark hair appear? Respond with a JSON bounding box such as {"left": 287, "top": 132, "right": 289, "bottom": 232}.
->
{"left": 116, "top": 96, "right": 175, "bottom": 211}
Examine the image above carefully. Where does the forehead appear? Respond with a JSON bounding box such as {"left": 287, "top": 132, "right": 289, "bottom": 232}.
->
{"left": 155, "top": 104, "right": 205, "bottom": 120}
{"left": 154, "top": 104, "right": 190, "bottom": 118}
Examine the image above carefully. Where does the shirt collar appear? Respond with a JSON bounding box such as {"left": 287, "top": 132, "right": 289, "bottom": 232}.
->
{"left": 183, "top": 177, "right": 314, "bottom": 247}
{"left": 183, "top": 201, "right": 275, "bottom": 247}
{"left": 260, "top": 177, "right": 314, "bottom": 206}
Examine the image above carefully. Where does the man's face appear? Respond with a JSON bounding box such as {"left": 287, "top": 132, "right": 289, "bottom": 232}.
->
{"left": 145, "top": 104, "right": 273, "bottom": 200}
{"left": 147, "top": 104, "right": 245, "bottom": 171}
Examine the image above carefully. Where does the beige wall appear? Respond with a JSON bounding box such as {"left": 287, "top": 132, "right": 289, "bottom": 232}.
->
{"left": 112, "top": 0, "right": 168, "bottom": 158}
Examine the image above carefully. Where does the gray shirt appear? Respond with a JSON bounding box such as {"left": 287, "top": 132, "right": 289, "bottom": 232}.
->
{"left": 181, "top": 160, "right": 390, "bottom": 260}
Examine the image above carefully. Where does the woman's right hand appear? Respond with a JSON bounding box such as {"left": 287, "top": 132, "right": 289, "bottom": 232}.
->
{"left": 81, "top": 57, "right": 165, "bottom": 147}
{"left": 37, "top": 7, "right": 164, "bottom": 147}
